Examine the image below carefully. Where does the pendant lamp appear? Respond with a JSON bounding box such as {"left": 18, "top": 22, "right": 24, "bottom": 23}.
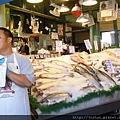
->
{"left": 82, "top": 0, "right": 97, "bottom": 6}
{"left": 26, "top": 0, "right": 43, "bottom": 3}
{"left": 76, "top": 13, "right": 89, "bottom": 23}
{"left": 58, "top": 4, "right": 70, "bottom": 12}
{"left": 71, "top": 3, "right": 82, "bottom": 18}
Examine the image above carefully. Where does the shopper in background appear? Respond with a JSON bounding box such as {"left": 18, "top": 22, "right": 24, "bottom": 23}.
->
{"left": 62, "top": 43, "right": 69, "bottom": 55}
{"left": 0, "top": 27, "right": 34, "bottom": 116}
{"left": 18, "top": 37, "right": 30, "bottom": 55}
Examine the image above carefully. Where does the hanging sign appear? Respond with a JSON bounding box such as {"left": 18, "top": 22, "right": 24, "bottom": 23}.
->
{"left": 99, "top": 0, "right": 118, "bottom": 21}
{"left": 56, "top": 40, "right": 62, "bottom": 52}
{"left": 51, "top": 32, "right": 58, "bottom": 40}
{"left": 100, "top": 9, "right": 113, "bottom": 17}
{"left": 69, "top": 46, "right": 75, "bottom": 53}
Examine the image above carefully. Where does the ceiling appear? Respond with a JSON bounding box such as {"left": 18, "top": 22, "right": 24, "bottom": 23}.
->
{"left": 5, "top": 0, "right": 120, "bottom": 29}
{"left": 46, "top": 0, "right": 120, "bottom": 28}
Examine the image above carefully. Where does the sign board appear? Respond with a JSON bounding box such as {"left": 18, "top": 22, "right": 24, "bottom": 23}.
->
{"left": 56, "top": 40, "right": 62, "bottom": 52}
{"left": 84, "top": 39, "right": 92, "bottom": 50}
{"left": 51, "top": 32, "right": 58, "bottom": 40}
{"left": 105, "top": 60, "right": 115, "bottom": 73}
{"left": 69, "top": 46, "right": 75, "bottom": 53}
{"left": 115, "top": 49, "right": 120, "bottom": 56}
{"left": 94, "top": 41, "right": 98, "bottom": 50}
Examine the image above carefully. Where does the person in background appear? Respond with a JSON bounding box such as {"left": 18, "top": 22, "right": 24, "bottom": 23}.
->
{"left": 0, "top": 27, "right": 34, "bottom": 117}
{"left": 18, "top": 38, "right": 30, "bottom": 55}
{"left": 62, "top": 43, "right": 69, "bottom": 55}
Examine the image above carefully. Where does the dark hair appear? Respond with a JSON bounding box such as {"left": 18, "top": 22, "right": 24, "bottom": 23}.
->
{"left": 21, "top": 38, "right": 28, "bottom": 44}
{"left": 0, "top": 27, "right": 13, "bottom": 44}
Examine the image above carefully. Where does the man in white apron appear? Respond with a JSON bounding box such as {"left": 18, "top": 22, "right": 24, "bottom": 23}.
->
{"left": 0, "top": 27, "right": 34, "bottom": 117}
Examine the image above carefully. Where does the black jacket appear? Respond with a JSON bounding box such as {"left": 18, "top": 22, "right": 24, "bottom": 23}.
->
{"left": 19, "top": 45, "right": 29, "bottom": 55}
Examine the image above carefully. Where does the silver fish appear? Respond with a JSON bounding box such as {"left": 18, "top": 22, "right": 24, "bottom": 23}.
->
{"left": 95, "top": 69, "right": 116, "bottom": 86}
{"left": 75, "top": 65, "right": 103, "bottom": 90}
{"left": 41, "top": 92, "right": 72, "bottom": 105}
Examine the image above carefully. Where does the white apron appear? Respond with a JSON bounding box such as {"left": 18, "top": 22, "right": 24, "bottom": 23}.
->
{"left": 0, "top": 53, "right": 31, "bottom": 115}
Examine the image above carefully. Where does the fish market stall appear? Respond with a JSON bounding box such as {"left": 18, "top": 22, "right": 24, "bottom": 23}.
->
{"left": 29, "top": 48, "right": 120, "bottom": 119}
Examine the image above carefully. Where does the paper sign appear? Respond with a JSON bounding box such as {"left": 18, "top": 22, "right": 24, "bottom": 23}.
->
{"left": 51, "top": 32, "right": 58, "bottom": 39}
{"left": 69, "top": 46, "right": 75, "bottom": 53}
{"left": 115, "top": 49, "right": 120, "bottom": 56}
{"left": 105, "top": 60, "right": 115, "bottom": 73}
{"left": 84, "top": 39, "right": 92, "bottom": 50}
{"left": 94, "top": 41, "right": 98, "bottom": 50}
{"left": 101, "top": 41, "right": 104, "bottom": 49}
{"left": 56, "top": 40, "right": 62, "bottom": 52}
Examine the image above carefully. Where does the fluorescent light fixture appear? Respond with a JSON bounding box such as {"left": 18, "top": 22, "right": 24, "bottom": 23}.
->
{"left": 82, "top": 0, "right": 97, "bottom": 6}
{"left": 58, "top": 4, "right": 70, "bottom": 12}
{"left": 26, "top": 0, "right": 43, "bottom": 3}
{"left": 76, "top": 13, "right": 89, "bottom": 23}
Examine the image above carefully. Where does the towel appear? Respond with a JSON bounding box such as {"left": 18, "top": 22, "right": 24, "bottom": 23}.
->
{"left": 0, "top": 55, "right": 7, "bottom": 87}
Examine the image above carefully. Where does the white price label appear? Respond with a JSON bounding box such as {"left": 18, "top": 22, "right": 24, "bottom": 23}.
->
{"left": 105, "top": 60, "right": 115, "bottom": 73}
{"left": 115, "top": 50, "right": 120, "bottom": 56}
{"left": 56, "top": 40, "right": 62, "bottom": 52}
{"left": 69, "top": 46, "right": 75, "bottom": 53}
{"left": 84, "top": 39, "right": 92, "bottom": 50}
{"left": 94, "top": 41, "right": 98, "bottom": 50}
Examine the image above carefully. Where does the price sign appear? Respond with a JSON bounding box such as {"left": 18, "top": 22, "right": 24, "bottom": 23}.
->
{"left": 101, "top": 41, "right": 104, "bottom": 50}
{"left": 100, "top": 9, "right": 113, "bottom": 17}
{"left": 94, "top": 40, "right": 98, "bottom": 50}
{"left": 44, "top": 54, "right": 47, "bottom": 58}
{"left": 47, "top": 54, "right": 51, "bottom": 58}
{"left": 105, "top": 60, "right": 115, "bottom": 73}
{"left": 35, "top": 55, "right": 39, "bottom": 59}
{"left": 30, "top": 55, "right": 34, "bottom": 59}
{"left": 56, "top": 40, "right": 62, "bottom": 52}
{"left": 69, "top": 46, "right": 75, "bottom": 53}
{"left": 84, "top": 39, "right": 92, "bottom": 50}
{"left": 115, "top": 49, "right": 120, "bottom": 56}
{"left": 40, "top": 54, "right": 44, "bottom": 58}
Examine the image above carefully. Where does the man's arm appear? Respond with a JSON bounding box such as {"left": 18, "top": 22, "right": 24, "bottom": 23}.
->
{"left": 7, "top": 71, "right": 32, "bottom": 88}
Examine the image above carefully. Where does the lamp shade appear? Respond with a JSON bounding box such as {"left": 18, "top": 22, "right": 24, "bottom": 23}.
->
{"left": 82, "top": 0, "right": 97, "bottom": 6}
{"left": 71, "top": 3, "right": 82, "bottom": 18}
{"left": 26, "top": 0, "right": 43, "bottom": 3}
{"left": 58, "top": 4, "right": 70, "bottom": 12}
{"left": 76, "top": 13, "right": 89, "bottom": 23}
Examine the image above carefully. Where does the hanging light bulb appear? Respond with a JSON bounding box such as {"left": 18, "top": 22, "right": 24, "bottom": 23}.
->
{"left": 71, "top": 3, "right": 82, "bottom": 18}
{"left": 76, "top": 13, "right": 89, "bottom": 23}
{"left": 26, "top": 0, "right": 43, "bottom": 3}
{"left": 58, "top": 4, "right": 70, "bottom": 12}
{"left": 82, "top": 0, "right": 97, "bottom": 6}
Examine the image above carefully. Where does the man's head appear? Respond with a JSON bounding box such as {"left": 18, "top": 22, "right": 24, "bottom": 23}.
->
{"left": 0, "top": 27, "right": 13, "bottom": 44}
{"left": 0, "top": 27, "right": 13, "bottom": 55}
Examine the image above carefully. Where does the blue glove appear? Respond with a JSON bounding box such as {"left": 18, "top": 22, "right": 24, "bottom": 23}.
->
{"left": 0, "top": 58, "right": 5, "bottom": 65}
{"left": 6, "top": 67, "right": 10, "bottom": 75}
